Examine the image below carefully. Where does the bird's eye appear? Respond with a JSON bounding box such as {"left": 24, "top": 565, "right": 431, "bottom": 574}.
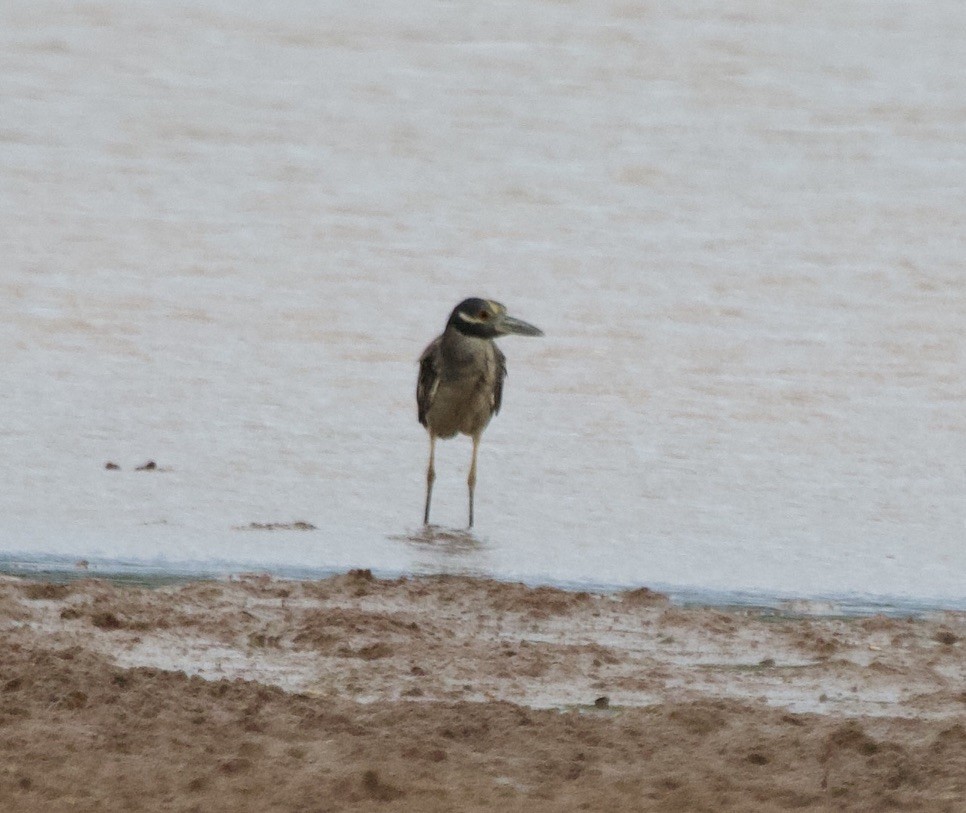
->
{"left": 478, "top": 311, "right": 490, "bottom": 320}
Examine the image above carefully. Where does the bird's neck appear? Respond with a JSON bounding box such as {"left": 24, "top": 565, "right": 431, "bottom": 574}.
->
{"left": 441, "top": 326, "right": 494, "bottom": 368}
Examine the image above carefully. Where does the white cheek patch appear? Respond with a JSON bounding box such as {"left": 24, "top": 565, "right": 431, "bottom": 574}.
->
{"left": 456, "top": 310, "right": 488, "bottom": 326}
{"left": 456, "top": 302, "right": 505, "bottom": 326}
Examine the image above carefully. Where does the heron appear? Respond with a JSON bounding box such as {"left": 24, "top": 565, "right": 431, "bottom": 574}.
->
{"left": 417, "top": 297, "right": 543, "bottom": 527}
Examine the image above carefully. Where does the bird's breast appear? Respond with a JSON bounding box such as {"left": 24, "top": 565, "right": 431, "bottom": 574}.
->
{"left": 425, "top": 372, "right": 495, "bottom": 439}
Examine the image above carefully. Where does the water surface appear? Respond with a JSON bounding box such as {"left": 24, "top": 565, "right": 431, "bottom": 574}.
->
{"left": 2, "top": 1, "right": 964, "bottom": 608}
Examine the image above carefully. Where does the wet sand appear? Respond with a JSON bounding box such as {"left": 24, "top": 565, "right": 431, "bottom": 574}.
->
{"left": 1, "top": 571, "right": 963, "bottom": 811}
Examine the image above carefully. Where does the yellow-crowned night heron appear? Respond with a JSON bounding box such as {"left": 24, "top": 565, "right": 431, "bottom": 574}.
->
{"left": 417, "top": 298, "right": 543, "bottom": 527}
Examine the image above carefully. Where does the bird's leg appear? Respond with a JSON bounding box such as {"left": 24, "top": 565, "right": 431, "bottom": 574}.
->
{"left": 467, "top": 433, "right": 481, "bottom": 528}
{"left": 423, "top": 434, "right": 436, "bottom": 525}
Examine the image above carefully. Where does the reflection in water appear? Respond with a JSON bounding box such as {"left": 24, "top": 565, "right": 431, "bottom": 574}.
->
{"left": 390, "top": 526, "right": 488, "bottom": 577}
{"left": 395, "top": 525, "right": 482, "bottom": 553}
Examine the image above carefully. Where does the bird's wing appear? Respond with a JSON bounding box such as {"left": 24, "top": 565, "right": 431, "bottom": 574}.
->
{"left": 417, "top": 336, "right": 441, "bottom": 427}
{"left": 492, "top": 344, "right": 507, "bottom": 416}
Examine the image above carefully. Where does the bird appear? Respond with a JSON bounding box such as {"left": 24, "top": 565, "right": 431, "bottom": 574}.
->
{"left": 417, "top": 298, "right": 543, "bottom": 528}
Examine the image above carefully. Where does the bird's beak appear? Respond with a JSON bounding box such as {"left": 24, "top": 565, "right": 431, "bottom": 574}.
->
{"left": 498, "top": 314, "right": 544, "bottom": 337}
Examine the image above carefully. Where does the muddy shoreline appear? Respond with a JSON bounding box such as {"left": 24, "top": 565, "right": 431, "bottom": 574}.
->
{"left": 1, "top": 571, "right": 963, "bottom": 811}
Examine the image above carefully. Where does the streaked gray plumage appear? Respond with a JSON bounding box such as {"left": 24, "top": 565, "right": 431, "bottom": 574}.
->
{"left": 417, "top": 298, "right": 542, "bottom": 527}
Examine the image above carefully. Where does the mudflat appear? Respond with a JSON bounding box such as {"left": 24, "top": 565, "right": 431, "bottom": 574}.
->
{"left": 1, "top": 571, "right": 963, "bottom": 811}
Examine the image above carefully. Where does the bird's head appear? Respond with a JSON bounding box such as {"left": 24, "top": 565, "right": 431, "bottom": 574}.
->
{"left": 447, "top": 298, "right": 544, "bottom": 339}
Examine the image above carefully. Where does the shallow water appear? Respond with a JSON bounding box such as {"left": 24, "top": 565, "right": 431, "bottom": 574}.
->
{"left": 2, "top": 1, "right": 964, "bottom": 607}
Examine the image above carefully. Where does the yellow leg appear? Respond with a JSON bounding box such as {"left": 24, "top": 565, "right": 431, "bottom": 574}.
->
{"left": 467, "top": 434, "right": 481, "bottom": 528}
{"left": 423, "top": 434, "right": 436, "bottom": 525}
